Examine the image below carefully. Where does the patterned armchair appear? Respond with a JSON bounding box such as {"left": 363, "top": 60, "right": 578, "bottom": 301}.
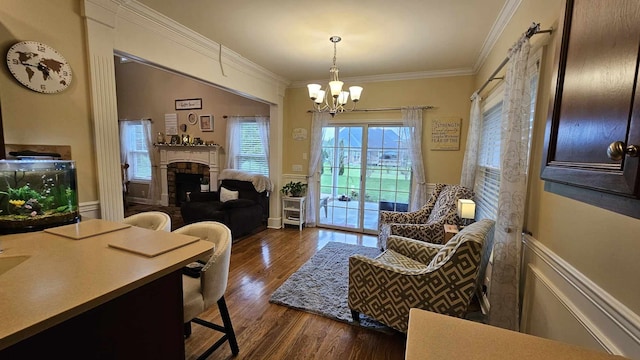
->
{"left": 377, "top": 184, "right": 474, "bottom": 249}
{"left": 349, "top": 219, "right": 495, "bottom": 333}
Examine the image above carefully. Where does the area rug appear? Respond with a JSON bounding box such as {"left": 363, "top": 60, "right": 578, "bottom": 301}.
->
{"left": 269, "top": 241, "right": 393, "bottom": 332}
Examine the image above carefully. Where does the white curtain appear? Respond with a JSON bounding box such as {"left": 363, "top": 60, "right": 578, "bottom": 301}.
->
{"left": 402, "top": 107, "right": 427, "bottom": 211}
{"left": 141, "top": 120, "right": 159, "bottom": 202}
{"left": 488, "top": 35, "right": 532, "bottom": 331}
{"left": 256, "top": 116, "right": 270, "bottom": 171}
{"left": 225, "top": 116, "right": 242, "bottom": 169}
{"left": 119, "top": 119, "right": 155, "bottom": 201}
{"left": 306, "top": 111, "right": 330, "bottom": 226}
{"left": 460, "top": 93, "right": 482, "bottom": 188}
{"left": 118, "top": 121, "right": 129, "bottom": 179}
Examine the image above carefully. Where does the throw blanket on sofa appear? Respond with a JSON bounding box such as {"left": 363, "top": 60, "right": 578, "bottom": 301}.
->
{"left": 219, "top": 169, "right": 273, "bottom": 193}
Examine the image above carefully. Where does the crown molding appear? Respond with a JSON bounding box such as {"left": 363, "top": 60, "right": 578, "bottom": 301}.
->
{"left": 472, "top": 0, "right": 523, "bottom": 72}
{"left": 289, "top": 67, "right": 474, "bottom": 88}
{"left": 110, "top": 0, "right": 290, "bottom": 88}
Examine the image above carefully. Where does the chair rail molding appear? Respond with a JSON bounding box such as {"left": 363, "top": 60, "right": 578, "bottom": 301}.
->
{"left": 521, "top": 234, "right": 640, "bottom": 358}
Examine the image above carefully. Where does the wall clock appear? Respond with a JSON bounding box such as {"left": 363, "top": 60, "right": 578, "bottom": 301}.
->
{"left": 6, "top": 41, "right": 72, "bottom": 94}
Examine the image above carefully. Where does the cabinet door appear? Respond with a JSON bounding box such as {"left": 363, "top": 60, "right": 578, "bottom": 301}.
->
{"left": 541, "top": 0, "right": 640, "bottom": 217}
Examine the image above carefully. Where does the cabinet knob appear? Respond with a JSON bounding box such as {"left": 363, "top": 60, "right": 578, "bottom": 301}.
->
{"left": 607, "top": 141, "right": 638, "bottom": 161}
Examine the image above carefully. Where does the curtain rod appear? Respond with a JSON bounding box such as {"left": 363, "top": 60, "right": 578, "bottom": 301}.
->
{"left": 222, "top": 115, "right": 269, "bottom": 119}
{"left": 474, "top": 22, "right": 552, "bottom": 97}
{"left": 118, "top": 118, "right": 153, "bottom": 123}
{"left": 306, "top": 105, "right": 434, "bottom": 114}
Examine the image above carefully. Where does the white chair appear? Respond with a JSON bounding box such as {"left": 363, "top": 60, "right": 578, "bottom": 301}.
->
{"left": 174, "top": 221, "right": 239, "bottom": 358}
{"left": 123, "top": 211, "right": 171, "bottom": 232}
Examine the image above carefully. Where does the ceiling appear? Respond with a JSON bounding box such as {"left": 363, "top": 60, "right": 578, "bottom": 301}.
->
{"left": 137, "top": 0, "right": 514, "bottom": 84}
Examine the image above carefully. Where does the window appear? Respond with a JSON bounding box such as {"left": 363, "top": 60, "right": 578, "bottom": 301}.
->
{"left": 120, "top": 121, "right": 151, "bottom": 181}
{"left": 474, "top": 49, "right": 541, "bottom": 221}
{"left": 236, "top": 121, "right": 269, "bottom": 176}
{"left": 475, "top": 100, "right": 502, "bottom": 220}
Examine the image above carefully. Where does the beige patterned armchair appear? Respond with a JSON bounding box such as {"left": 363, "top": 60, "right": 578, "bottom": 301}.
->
{"left": 378, "top": 184, "right": 474, "bottom": 249}
{"left": 349, "top": 219, "right": 495, "bottom": 333}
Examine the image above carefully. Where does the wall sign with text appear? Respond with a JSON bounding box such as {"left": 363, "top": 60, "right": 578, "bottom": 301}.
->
{"left": 431, "top": 118, "right": 461, "bottom": 151}
{"left": 175, "top": 98, "right": 202, "bottom": 110}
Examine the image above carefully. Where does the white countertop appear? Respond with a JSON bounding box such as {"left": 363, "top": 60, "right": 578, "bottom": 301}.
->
{"left": 406, "top": 309, "right": 628, "bottom": 359}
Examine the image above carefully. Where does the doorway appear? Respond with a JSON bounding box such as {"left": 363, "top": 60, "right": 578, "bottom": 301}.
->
{"left": 318, "top": 124, "right": 412, "bottom": 234}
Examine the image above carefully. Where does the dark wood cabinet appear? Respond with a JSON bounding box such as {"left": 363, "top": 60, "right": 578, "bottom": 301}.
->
{"left": 541, "top": 0, "right": 640, "bottom": 218}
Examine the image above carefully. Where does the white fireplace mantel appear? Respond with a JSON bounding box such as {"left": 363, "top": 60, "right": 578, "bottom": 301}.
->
{"left": 157, "top": 144, "right": 220, "bottom": 206}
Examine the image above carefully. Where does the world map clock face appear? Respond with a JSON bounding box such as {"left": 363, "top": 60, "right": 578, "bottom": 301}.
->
{"left": 6, "top": 41, "right": 73, "bottom": 94}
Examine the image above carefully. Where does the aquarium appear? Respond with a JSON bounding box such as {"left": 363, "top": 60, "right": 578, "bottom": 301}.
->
{"left": 0, "top": 160, "right": 79, "bottom": 234}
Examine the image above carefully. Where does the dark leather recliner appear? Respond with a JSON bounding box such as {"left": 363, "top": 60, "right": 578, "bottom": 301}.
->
{"left": 180, "top": 179, "right": 269, "bottom": 239}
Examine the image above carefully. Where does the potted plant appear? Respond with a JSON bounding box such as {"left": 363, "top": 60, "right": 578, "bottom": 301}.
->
{"left": 281, "top": 181, "right": 307, "bottom": 197}
{"left": 200, "top": 177, "right": 209, "bottom": 192}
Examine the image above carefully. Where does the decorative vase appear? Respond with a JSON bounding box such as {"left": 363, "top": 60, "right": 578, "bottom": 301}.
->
{"left": 200, "top": 184, "right": 209, "bottom": 192}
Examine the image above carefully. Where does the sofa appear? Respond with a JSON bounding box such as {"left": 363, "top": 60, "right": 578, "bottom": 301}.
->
{"left": 180, "top": 178, "right": 269, "bottom": 239}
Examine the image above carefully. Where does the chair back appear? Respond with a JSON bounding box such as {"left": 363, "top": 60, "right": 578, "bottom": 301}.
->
{"left": 173, "top": 221, "right": 232, "bottom": 308}
{"left": 123, "top": 211, "right": 171, "bottom": 232}
{"left": 427, "top": 185, "right": 474, "bottom": 225}
{"left": 427, "top": 219, "right": 494, "bottom": 271}
{"left": 411, "top": 183, "right": 447, "bottom": 223}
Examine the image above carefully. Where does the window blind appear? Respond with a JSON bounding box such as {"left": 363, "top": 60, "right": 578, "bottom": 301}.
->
{"left": 475, "top": 102, "right": 502, "bottom": 221}
{"left": 124, "top": 123, "right": 151, "bottom": 181}
{"left": 237, "top": 122, "right": 269, "bottom": 176}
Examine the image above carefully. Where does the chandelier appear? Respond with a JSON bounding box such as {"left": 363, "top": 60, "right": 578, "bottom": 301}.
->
{"left": 307, "top": 36, "right": 363, "bottom": 117}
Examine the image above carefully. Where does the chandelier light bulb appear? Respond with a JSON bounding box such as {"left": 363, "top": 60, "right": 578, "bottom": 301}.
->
{"left": 338, "top": 91, "right": 349, "bottom": 105}
{"left": 349, "top": 86, "right": 363, "bottom": 102}
{"left": 329, "top": 80, "right": 343, "bottom": 98}
{"left": 307, "top": 84, "right": 321, "bottom": 100}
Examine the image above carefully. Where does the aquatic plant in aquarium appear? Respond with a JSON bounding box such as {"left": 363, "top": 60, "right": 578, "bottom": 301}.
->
{"left": 0, "top": 160, "right": 79, "bottom": 234}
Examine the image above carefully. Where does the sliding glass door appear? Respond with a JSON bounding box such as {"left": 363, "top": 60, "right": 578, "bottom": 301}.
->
{"left": 318, "top": 124, "right": 412, "bottom": 233}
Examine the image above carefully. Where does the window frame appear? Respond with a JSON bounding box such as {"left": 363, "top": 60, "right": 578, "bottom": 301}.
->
{"left": 234, "top": 120, "right": 269, "bottom": 176}
{"left": 122, "top": 122, "right": 152, "bottom": 183}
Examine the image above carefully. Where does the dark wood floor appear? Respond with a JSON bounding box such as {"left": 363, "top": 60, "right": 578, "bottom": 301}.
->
{"left": 184, "top": 227, "right": 406, "bottom": 360}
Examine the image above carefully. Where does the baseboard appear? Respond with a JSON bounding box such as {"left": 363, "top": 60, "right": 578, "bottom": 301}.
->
{"left": 521, "top": 235, "right": 640, "bottom": 357}
{"left": 79, "top": 201, "right": 100, "bottom": 219}
{"left": 268, "top": 217, "right": 282, "bottom": 229}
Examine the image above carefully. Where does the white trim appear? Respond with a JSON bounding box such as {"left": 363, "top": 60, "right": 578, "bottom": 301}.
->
{"left": 522, "top": 235, "right": 640, "bottom": 357}
{"left": 84, "top": 0, "right": 285, "bottom": 224}
{"left": 117, "top": 1, "right": 289, "bottom": 88}
{"left": 282, "top": 174, "right": 308, "bottom": 183}
{"left": 79, "top": 201, "right": 101, "bottom": 220}
{"left": 289, "top": 68, "right": 474, "bottom": 88}
{"left": 473, "top": 0, "right": 523, "bottom": 72}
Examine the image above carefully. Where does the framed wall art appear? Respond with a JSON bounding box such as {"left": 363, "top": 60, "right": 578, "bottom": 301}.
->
{"left": 199, "top": 114, "right": 213, "bottom": 132}
{"left": 187, "top": 112, "right": 198, "bottom": 125}
{"left": 431, "top": 118, "right": 461, "bottom": 151}
{"left": 174, "top": 98, "right": 202, "bottom": 110}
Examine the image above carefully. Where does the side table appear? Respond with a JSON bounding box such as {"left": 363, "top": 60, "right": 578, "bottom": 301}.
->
{"left": 282, "top": 196, "right": 306, "bottom": 231}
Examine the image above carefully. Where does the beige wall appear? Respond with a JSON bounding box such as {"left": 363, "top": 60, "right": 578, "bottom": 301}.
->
{"left": 1, "top": 0, "right": 97, "bottom": 203}
{"left": 477, "top": 0, "right": 640, "bottom": 320}
{"left": 115, "top": 58, "right": 270, "bottom": 197}
{"left": 283, "top": 75, "right": 475, "bottom": 184}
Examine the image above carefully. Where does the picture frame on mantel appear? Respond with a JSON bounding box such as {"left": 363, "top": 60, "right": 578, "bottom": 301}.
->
{"left": 199, "top": 115, "right": 213, "bottom": 132}
{"left": 175, "top": 98, "right": 202, "bottom": 110}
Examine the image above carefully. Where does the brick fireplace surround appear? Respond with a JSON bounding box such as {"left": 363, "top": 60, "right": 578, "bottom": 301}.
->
{"left": 167, "top": 163, "right": 209, "bottom": 206}
{"left": 158, "top": 145, "right": 220, "bottom": 206}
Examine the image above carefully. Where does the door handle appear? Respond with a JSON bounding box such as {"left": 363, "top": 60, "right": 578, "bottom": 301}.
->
{"left": 607, "top": 141, "right": 639, "bottom": 161}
